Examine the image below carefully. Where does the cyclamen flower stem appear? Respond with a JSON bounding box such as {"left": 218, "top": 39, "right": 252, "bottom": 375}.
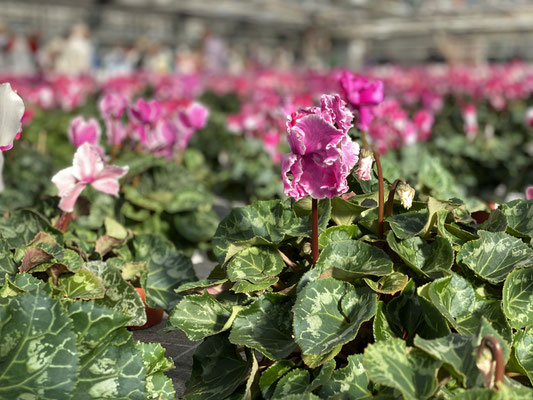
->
{"left": 312, "top": 198, "right": 319, "bottom": 264}
{"left": 477, "top": 335, "right": 505, "bottom": 390}
{"left": 385, "top": 178, "right": 407, "bottom": 218}
{"left": 55, "top": 212, "right": 72, "bottom": 233}
{"left": 278, "top": 249, "right": 298, "bottom": 272}
{"left": 374, "top": 151, "right": 385, "bottom": 239}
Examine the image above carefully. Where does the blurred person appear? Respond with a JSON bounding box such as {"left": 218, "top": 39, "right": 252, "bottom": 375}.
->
{"left": 8, "top": 34, "right": 35, "bottom": 75}
{"left": 175, "top": 44, "right": 201, "bottom": 74}
{"left": 202, "top": 31, "right": 227, "bottom": 73}
{"left": 55, "top": 23, "right": 93, "bottom": 75}
{"left": 38, "top": 30, "right": 67, "bottom": 73}
{"left": 145, "top": 42, "right": 173, "bottom": 74}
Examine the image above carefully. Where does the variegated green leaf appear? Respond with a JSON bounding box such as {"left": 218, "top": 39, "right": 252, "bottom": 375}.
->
{"left": 84, "top": 261, "right": 146, "bottom": 326}
{"left": 457, "top": 231, "right": 533, "bottom": 283}
{"left": 231, "top": 276, "right": 278, "bottom": 293}
{"left": 67, "top": 300, "right": 147, "bottom": 399}
{"left": 503, "top": 267, "right": 533, "bottom": 329}
{"left": 514, "top": 328, "right": 533, "bottom": 385}
{"left": 259, "top": 360, "right": 295, "bottom": 399}
{"left": 364, "top": 272, "right": 409, "bottom": 295}
{"left": 363, "top": 338, "right": 442, "bottom": 400}
{"left": 0, "top": 239, "right": 16, "bottom": 285}
{"left": 0, "top": 209, "right": 61, "bottom": 249}
{"left": 318, "top": 354, "right": 372, "bottom": 399}
{"left": 318, "top": 225, "right": 361, "bottom": 249}
{"left": 414, "top": 334, "right": 483, "bottom": 387}
{"left": 387, "top": 210, "right": 428, "bottom": 239}
{"left": 56, "top": 267, "right": 105, "bottom": 300}
{"left": 229, "top": 292, "right": 296, "bottom": 360}
{"left": 184, "top": 335, "right": 251, "bottom": 400}
{"left": 373, "top": 301, "right": 397, "bottom": 342}
{"left": 226, "top": 246, "right": 285, "bottom": 283}
{"left": 272, "top": 369, "right": 309, "bottom": 398}
{"left": 169, "top": 291, "right": 240, "bottom": 341}
{"left": 293, "top": 278, "right": 377, "bottom": 356}
{"left": 0, "top": 289, "right": 78, "bottom": 399}
{"left": 212, "top": 200, "right": 330, "bottom": 263}
{"left": 316, "top": 240, "right": 393, "bottom": 280}
{"left": 386, "top": 231, "right": 453, "bottom": 278}
{"left": 480, "top": 209, "right": 508, "bottom": 233}
{"left": 133, "top": 233, "right": 196, "bottom": 310}
{"left": 135, "top": 342, "right": 175, "bottom": 399}
{"left": 500, "top": 199, "right": 533, "bottom": 238}
{"left": 174, "top": 209, "right": 219, "bottom": 242}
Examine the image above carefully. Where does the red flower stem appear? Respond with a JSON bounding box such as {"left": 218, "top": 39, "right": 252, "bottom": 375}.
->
{"left": 374, "top": 151, "right": 384, "bottom": 239}
{"left": 477, "top": 335, "right": 505, "bottom": 390}
{"left": 385, "top": 178, "right": 406, "bottom": 218}
{"left": 312, "top": 198, "right": 319, "bottom": 264}
{"left": 55, "top": 212, "right": 72, "bottom": 233}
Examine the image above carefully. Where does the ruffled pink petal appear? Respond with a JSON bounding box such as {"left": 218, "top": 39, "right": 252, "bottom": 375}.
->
{"left": 72, "top": 143, "right": 104, "bottom": 182}
{"left": 287, "top": 114, "right": 344, "bottom": 156}
{"left": 51, "top": 167, "right": 78, "bottom": 197}
{"left": 299, "top": 156, "right": 345, "bottom": 199}
{"left": 281, "top": 153, "right": 306, "bottom": 200}
{"left": 340, "top": 136, "right": 360, "bottom": 172}
{"left": 58, "top": 182, "right": 87, "bottom": 213}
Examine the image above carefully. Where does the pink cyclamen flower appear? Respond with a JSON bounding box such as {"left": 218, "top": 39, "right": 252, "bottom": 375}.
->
{"left": 68, "top": 116, "right": 101, "bottom": 147}
{"left": 178, "top": 102, "right": 209, "bottom": 131}
{"left": 526, "top": 186, "right": 533, "bottom": 200}
{"left": 338, "top": 71, "right": 384, "bottom": 131}
{"left": 104, "top": 118, "right": 128, "bottom": 147}
{"left": 462, "top": 104, "right": 478, "bottom": 139}
{"left": 0, "top": 82, "right": 25, "bottom": 151}
{"left": 129, "top": 98, "right": 162, "bottom": 126}
{"left": 282, "top": 94, "right": 359, "bottom": 200}
{"left": 413, "top": 110, "right": 434, "bottom": 142}
{"left": 51, "top": 143, "right": 129, "bottom": 212}
{"left": 357, "top": 150, "right": 373, "bottom": 181}
{"left": 99, "top": 92, "right": 128, "bottom": 119}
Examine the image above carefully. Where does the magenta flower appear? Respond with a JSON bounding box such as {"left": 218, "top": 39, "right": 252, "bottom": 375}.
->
{"left": 413, "top": 110, "right": 434, "bottom": 141}
{"left": 51, "top": 143, "right": 129, "bottom": 212}
{"left": 129, "top": 98, "right": 162, "bottom": 126}
{"left": 282, "top": 94, "right": 359, "bottom": 200}
{"left": 68, "top": 116, "right": 101, "bottom": 148}
{"left": 338, "top": 71, "right": 384, "bottom": 131}
{"left": 526, "top": 186, "right": 533, "bottom": 200}
{"left": 99, "top": 92, "right": 128, "bottom": 119}
{"left": 525, "top": 107, "right": 533, "bottom": 128}
{"left": 178, "top": 102, "right": 209, "bottom": 131}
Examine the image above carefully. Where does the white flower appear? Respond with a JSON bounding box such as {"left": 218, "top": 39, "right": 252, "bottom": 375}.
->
{"left": 0, "top": 83, "right": 25, "bottom": 149}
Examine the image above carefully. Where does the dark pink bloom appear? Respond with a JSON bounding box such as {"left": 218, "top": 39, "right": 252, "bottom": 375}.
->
{"left": 99, "top": 92, "right": 128, "bottom": 119}
{"left": 526, "top": 186, "right": 533, "bottom": 200}
{"left": 129, "top": 98, "right": 162, "bottom": 126}
{"left": 413, "top": 110, "right": 434, "bottom": 141}
{"left": 338, "top": 71, "right": 384, "bottom": 131}
{"left": 68, "top": 116, "right": 101, "bottom": 148}
{"left": 177, "top": 102, "right": 209, "bottom": 131}
{"left": 282, "top": 94, "right": 359, "bottom": 200}
{"left": 51, "top": 143, "right": 129, "bottom": 212}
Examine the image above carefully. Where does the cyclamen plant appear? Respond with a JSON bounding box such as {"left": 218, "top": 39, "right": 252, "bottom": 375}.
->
{"left": 282, "top": 94, "right": 359, "bottom": 261}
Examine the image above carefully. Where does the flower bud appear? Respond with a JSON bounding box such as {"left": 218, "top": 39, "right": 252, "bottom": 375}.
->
{"left": 356, "top": 149, "right": 373, "bottom": 181}
{"left": 396, "top": 183, "right": 415, "bottom": 209}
